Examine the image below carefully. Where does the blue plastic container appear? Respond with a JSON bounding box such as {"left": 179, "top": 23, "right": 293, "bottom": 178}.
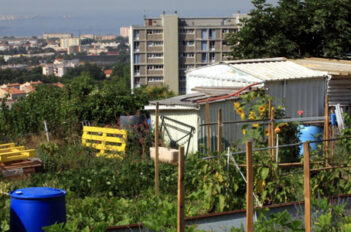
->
{"left": 331, "top": 114, "right": 337, "bottom": 126}
{"left": 10, "top": 187, "right": 66, "bottom": 232}
{"left": 298, "top": 125, "right": 323, "bottom": 156}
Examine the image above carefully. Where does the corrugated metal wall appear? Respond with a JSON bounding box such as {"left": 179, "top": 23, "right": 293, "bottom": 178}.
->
{"left": 198, "top": 100, "right": 244, "bottom": 153}
{"left": 327, "top": 77, "right": 351, "bottom": 106}
{"left": 266, "top": 78, "right": 326, "bottom": 117}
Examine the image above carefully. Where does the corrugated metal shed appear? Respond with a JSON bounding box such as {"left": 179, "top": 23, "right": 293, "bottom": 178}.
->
{"left": 292, "top": 58, "right": 351, "bottom": 107}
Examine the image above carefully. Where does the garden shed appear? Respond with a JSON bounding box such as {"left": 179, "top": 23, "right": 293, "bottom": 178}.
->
{"left": 292, "top": 57, "right": 351, "bottom": 114}
{"left": 186, "top": 57, "right": 329, "bottom": 118}
{"left": 145, "top": 87, "right": 256, "bottom": 154}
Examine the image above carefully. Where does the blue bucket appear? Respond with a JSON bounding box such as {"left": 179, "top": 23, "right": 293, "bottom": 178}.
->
{"left": 10, "top": 187, "right": 66, "bottom": 232}
{"left": 298, "top": 125, "right": 323, "bottom": 156}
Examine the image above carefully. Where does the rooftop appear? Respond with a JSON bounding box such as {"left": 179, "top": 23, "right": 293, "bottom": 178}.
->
{"left": 291, "top": 57, "right": 351, "bottom": 76}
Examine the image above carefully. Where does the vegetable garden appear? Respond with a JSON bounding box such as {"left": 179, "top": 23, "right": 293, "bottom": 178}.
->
{"left": 1, "top": 81, "right": 351, "bottom": 231}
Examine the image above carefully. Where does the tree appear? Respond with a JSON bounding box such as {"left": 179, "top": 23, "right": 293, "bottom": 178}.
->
{"left": 227, "top": 0, "right": 351, "bottom": 59}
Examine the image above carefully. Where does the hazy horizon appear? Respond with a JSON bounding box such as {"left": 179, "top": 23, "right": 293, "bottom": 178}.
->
{"left": 0, "top": 0, "right": 278, "bottom": 37}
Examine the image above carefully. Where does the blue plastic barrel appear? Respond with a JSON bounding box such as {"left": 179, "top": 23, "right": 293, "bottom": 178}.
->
{"left": 10, "top": 187, "right": 66, "bottom": 232}
{"left": 298, "top": 125, "right": 323, "bottom": 156}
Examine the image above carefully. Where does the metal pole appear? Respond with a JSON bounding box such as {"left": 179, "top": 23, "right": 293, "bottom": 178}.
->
{"left": 44, "top": 120, "right": 50, "bottom": 142}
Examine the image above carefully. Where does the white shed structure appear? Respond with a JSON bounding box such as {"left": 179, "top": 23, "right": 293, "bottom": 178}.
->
{"left": 186, "top": 57, "right": 329, "bottom": 117}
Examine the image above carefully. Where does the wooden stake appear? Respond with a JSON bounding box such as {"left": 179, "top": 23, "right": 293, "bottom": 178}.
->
{"left": 304, "top": 142, "right": 311, "bottom": 232}
{"left": 155, "top": 102, "right": 159, "bottom": 195}
{"left": 268, "top": 100, "right": 272, "bottom": 149}
{"left": 246, "top": 141, "right": 254, "bottom": 232}
{"left": 177, "top": 147, "right": 185, "bottom": 232}
{"left": 323, "top": 95, "right": 329, "bottom": 166}
{"left": 217, "top": 108, "right": 222, "bottom": 153}
{"left": 206, "top": 100, "right": 211, "bottom": 153}
{"left": 271, "top": 108, "right": 275, "bottom": 160}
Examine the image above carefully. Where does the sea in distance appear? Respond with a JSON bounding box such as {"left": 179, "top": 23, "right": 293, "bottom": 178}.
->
{"left": 0, "top": 14, "right": 138, "bottom": 37}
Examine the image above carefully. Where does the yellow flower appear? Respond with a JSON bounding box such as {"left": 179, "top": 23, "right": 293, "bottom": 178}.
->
{"left": 236, "top": 108, "right": 244, "bottom": 115}
{"left": 234, "top": 102, "right": 240, "bottom": 109}
{"left": 275, "top": 127, "right": 281, "bottom": 134}
{"left": 249, "top": 111, "right": 255, "bottom": 120}
{"left": 242, "top": 129, "right": 246, "bottom": 135}
{"left": 259, "top": 105, "right": 267, "bottom": 112}
{"left": 240, "top": 113, "right": 245, "bottom": 120}
{"left": 264, "top": 129, "right": 269, "bottom": 136}
{"left": 253, "top": 123, "right": 259, "bottom": 128}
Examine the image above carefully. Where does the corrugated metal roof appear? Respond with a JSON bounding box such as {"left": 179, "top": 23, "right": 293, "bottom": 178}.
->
{"left": 292, "top": 58, "right": 351, "bottom": 76}
{"left": 226, "top": 58, "right": 328, "bottom": 81}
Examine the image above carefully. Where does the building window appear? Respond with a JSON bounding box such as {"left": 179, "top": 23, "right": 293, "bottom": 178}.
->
{"left": 210, "top": 41, "right": 215, "bottom": 51}
{"left": 201, "top": 41, "right": 207, "bottom": 51}
{"left": 180, "top": 29, "right": 194, "bottom": 34}
{"left": 182, "top": 53, "right": 194, "bottom": 58}
{"left": 209, "top": 53, "right": 215, "bottom": 62}
{"left": 201, "top": 29, "right": 207, "bottom": 39}
{"left": 147, "top": 53, "right": 163, "bottom": 58}
{"left": 186, "top": 64, "right": 194, "bottom": 70}
{"left": 201, "top": 53, "right": 208, "bottom": 63}
{"left": 134, "top": 30, "right": 140, "bottom": 40}
{"left": 148, "top": 41, "right": 163, "bottom": 47}
{"left": 209, "top": 29, "right": 216, "bottom": 39}
{"left": 134, "top": 66, "right": 140, "bottom": 76}
{"left": 134, "top": 42, "right": 140, "bottom": 51}
{"left": 147, "top": 30, "right": 152, "bottom": 34}
{"left": 179, "top": 76, "right": 186, "bottom": 81}
{"left": 148, "top": 76, "right": 163, "bottom": 82}
{"left": 134, "top": 54, "right": 140, "bottom": 64}
{"left": 147, "top": 65, "right": 163, "bottom": 70}
{"left": 153, "top": 30, "right": 162, "bottom": 34}
{"left": 222, "top": 29, "right": 229, "bottom": 34}
{"left": 187, "top": 41, "right": 194, "bottom": 46}
{"left": 135, "top": 77, "right": 140, "bottom": 87}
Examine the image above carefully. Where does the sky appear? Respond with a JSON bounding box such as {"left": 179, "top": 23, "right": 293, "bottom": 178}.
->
{"left": 0, "top": 0, "right": 278, "bottom": 36}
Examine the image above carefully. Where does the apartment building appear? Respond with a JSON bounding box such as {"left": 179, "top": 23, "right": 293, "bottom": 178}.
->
{"left": 129, "top": 13, "right": 248, "bottom": 94}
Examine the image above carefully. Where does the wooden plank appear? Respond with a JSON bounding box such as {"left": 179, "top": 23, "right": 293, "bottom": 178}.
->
{"left": 0, "top": 146, "right": 25, "bottom": 153}
{"left": 155, "top": 102, "right": 160, "bottom": 195}
{"left": 206, "top": 100, "right": 211, "bottom": 154}
{"left": 177, "top": 147, "right": 185, "bottom": 232}
{"left": 246, "top": 141, "right": 253, "bottom": 232}
{"left": 83, "top": 126, "right": 127, "bottom": 135}
{"left": 268, "top": 100, "right": 272, "bottom": 150}
{"left": 270, "top": 105, "right": 275, "bottom": 160}
{"left": 217, "top": 108, "right": 222, "bottom": 153}
{"left": 304, "top": 142, "right": 311, "bottom": 232}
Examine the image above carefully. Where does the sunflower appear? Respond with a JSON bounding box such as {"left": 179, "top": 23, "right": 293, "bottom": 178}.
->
{"left": 242, "top": 129, "right": 246, "bottom": 135}
{"left": 236, "top": 108, "right": 244, "bottom": 115}
{"left": 264, "top": 129, "right": 269, "bottom": 136}
{"left": 259, "top": 105, "right": 267, "bottom": 112}
{"left": 234, "top": 102, "right": 240, "bottom": 109}
{"left": 253, "top": 123, "right": 259, "bottom": 128}
{"left": 249, "top": 111, "right": 255, "bottom": 120}
{"left": 240, "top": 113, "right": 245, "bottom": 120}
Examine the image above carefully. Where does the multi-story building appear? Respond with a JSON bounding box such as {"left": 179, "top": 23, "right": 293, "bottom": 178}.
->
{"left": 60, "top": 38, "right": 81, "bottom": 49}
{"left": 129, "top": 13, "right": 248, "bottom": 94}
{"left": 120, "top": 27, "right": 130, "bottom": 38}
{"left": 43, "top": 33, "right": 73, "bottom": 39}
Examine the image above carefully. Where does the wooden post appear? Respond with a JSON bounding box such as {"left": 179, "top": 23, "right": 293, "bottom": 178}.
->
{"left": 177, "top": 147, "right": 185, "bottom": 232}
{"left": 323, "top": 95, "right": 329, "bottom": 166}
{"left": 206, "top": 100, "right": 211, "bottom": 153}
{"left": 268, "top": 100, "right": 272, "bottom": 149}
{"left": 304, "top": 142, "right": 311, "bottom": 232}
{"left": 246, "top": 141, "right": 254, "bottom": 232}
{"left": 217, "top": 108, "right": 222, "bottom": 153}
{"left": 271, "top": 109, "right": 275, "bottom": 160}
{"left": 155, "top": 102, "right": 159, "bottom": 195}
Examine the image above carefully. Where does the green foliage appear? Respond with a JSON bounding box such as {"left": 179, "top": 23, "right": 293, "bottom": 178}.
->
{"left": 227, "top": 0, "right": 351, "bottom": 59}
{"left": 0, "top": 67, "right": 59, "bottom": 85}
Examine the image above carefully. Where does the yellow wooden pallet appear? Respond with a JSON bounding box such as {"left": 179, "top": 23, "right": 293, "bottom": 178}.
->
{"left": 0, "top": 147, "right": 35, "bottom": 163}
{"left": 82, "top": 126, "right": 127, "bottom": 158}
